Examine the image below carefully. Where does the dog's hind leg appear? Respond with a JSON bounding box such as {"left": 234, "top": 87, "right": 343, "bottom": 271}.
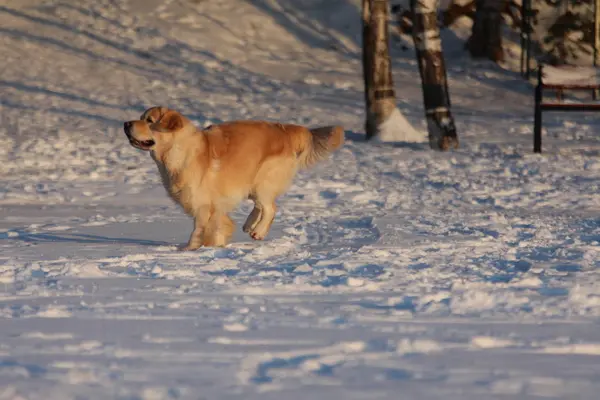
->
{"left": 243, "top": 203, "right": 262, "bottom": 233}
{"left": 248, "top": 158, "right": 297, "bottom": 241}
{"left": 249, "top": 196, "right": 276, "bottom": 241}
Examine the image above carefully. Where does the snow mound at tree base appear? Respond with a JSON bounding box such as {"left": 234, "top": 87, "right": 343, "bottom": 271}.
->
{"left": 372, "top": 107, "right": 426, "bottom": 143}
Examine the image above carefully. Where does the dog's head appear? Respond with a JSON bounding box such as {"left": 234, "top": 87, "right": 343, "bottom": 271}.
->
{"left": 123, "top": 106, "right": 192, "bottom": 151}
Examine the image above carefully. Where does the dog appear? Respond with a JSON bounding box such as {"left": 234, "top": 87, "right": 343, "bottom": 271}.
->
{"left": 123, "top": 107, "right": 344, "bottom": 250}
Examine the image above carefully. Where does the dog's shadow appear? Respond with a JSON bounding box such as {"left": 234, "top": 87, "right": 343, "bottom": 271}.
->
{"left": 1, "top": 231, "right": 169, "bottom": 247}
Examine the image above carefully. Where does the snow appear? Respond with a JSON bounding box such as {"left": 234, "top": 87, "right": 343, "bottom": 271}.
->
{"left": 1, "top": 0, "right": 600, "bottom": 399}
{"left": 542, "top": 65, "right": 600, "bottom": 86}
{"left": 371, "top": 107, "right": 425, "bottom": 143}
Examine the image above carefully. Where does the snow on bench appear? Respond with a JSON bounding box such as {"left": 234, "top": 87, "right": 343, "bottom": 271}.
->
{"left": 541, "top": 65, "right": 600, "bottom": 88}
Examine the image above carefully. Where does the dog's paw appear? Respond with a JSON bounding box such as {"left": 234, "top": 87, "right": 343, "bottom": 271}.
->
{"left": 178, "top": 244, "right": 200, "bottom": 251}
{"left": 202, "top": 240, "right": 227, "bottom": 248}
{"left": 249, "top": 230, "right": 266, "bottom": 241}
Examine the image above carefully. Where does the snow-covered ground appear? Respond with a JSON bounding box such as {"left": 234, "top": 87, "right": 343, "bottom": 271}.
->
{"left": 1, "top": 0, "right": 600, "bottom": 398}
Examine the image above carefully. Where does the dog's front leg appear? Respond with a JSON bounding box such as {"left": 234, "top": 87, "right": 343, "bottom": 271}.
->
{"left": 179, "top": 207, "right": 210, "bottom": 251}
{"left": 202, "top": 212, "right": 234, "bottom": 247}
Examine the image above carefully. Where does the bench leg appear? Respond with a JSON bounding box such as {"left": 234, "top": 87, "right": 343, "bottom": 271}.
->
{"left": 534, "top": 69, "right": 543, "bottom": 153}
{"left": 533, "top": 105, "right": 542, "bottom": 153}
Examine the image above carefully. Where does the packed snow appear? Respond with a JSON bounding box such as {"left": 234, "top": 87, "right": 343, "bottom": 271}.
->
{"left": 1, "top": 0, "right": 599, "bottom": 399}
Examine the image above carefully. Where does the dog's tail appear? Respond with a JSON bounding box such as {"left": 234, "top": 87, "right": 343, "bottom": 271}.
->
{"left": 292, "top": 125, "right": 345, "bottom": 169}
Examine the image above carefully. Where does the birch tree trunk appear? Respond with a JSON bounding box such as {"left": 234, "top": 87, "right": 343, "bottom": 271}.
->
{"left": 362, "top": 0, "right": 373, "bottom": 130}
{"left": 467, "top": 0, "right": 507, "bottom": 62}
{"left": 411, "top": 0, "right": 459, "bottom": 150}
{"left": 362, "top": 0, "right": 422, "bottom": 142}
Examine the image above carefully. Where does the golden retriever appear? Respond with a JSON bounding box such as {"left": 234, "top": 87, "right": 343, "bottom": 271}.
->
{"left": 123, "top": 107, "right": 344, "bottom": 250}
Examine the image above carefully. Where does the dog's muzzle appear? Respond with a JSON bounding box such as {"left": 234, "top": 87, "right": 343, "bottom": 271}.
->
{"left": 124, "top": 121, "right": 155, "bottom": 150}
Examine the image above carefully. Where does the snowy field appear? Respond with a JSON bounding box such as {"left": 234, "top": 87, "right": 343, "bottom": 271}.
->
{"left": 1, "top": 0, "right": 600, "bottom": 398}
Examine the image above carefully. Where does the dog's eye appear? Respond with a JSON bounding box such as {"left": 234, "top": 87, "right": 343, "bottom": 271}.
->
{"left": 146, "top": 117, "right": 155, "bottom": 123}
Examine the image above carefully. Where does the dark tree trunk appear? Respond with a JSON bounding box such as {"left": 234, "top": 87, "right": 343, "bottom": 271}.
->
{"left": 362, "top": 0, "right": 373, "bottom": 131}
{"left": 411, "top": 0, "right": 459, "bottom": 150}
{"left": 363, "top": 0, "right": 397, "bottom": 139}
{"left": 467, "top": 0, "right": 507, "bottom": 62}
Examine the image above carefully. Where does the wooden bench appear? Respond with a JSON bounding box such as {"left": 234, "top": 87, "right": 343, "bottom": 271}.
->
{"left": 534, "top": 64, "right": 600, "bottom": 153}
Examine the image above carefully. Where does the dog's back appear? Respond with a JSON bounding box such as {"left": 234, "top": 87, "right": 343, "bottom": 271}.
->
{"left": 206, "top": 119, "right": 343, "bottom": 156}
{"left": 202, "top": 120, "right": 344, "bottom": 177}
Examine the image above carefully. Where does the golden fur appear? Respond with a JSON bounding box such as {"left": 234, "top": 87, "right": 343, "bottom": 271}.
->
{"left": 123, "top": 106, "right": 344, "bottom": 250}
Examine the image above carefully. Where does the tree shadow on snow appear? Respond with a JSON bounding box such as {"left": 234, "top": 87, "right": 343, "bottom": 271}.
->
{"left": 0, "top": 99, "right": 125, "bottom": 126}
{"left": 0, "top": 4, "right": 307, "bottom": 128}
{"left": 242, "top": 0, "right": 360, "bottom": 56}
{"left": 0, "top": 80, "right": 127, "bottom": 111}
{"left": 1, "top": 231, "right": 169, "bottom": 247}
{"left": 0, "top": 5, "right": 279, "bottom": 95}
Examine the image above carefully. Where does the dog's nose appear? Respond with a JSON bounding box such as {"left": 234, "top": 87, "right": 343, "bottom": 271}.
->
{"left": 123, "top": 121, "right": 132, "bottom": 134}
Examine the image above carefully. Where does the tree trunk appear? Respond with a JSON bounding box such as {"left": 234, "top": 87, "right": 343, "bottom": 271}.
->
{"left": 411, "top": 0, "right": 459, "bottom": 150}
{"left": 362, "top": 0, "right": 373, "bottom": 130}
{"left": 595, "top": 0, "right": 600, "bottom": 67}
{"left": 362, "top": 0, "right": 421, "bottom": 142}
{"left": 467, "top": 0, "right": 507, "bottom": 62}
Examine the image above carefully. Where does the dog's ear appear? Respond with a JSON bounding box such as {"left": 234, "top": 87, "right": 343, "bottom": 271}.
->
{"left": 156, "top": 111, "right": 184, "bottom": 132}
{"left": 140, "top": 106, "right": 166, "bottom": 123}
